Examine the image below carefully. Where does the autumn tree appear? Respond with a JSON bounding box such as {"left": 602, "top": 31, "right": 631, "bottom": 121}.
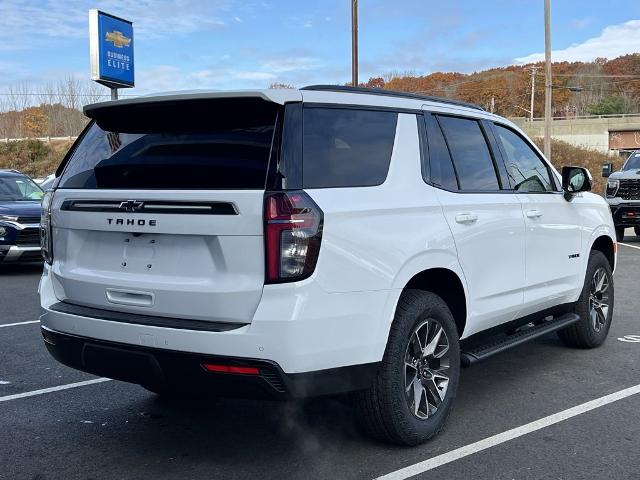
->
{"left": 21, "top": 107, "right": 47, "bottom": 137}
{"left": 268, "top": 82, "right": 295, "bottom": 89}
{"left": 361, "top": 77, "right": 385, "bottom": 88}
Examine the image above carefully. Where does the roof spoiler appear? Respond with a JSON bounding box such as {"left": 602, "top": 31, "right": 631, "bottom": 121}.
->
{"left": 83, "top": 89, "right": 302, "bottom": 118}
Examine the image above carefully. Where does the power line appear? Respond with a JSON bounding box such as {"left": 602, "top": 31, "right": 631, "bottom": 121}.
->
{"left": 552, "top": 74, "right": 640, "bottom": 78}
{"left": 0, "top": 92, "right": 137, "bottom": 97}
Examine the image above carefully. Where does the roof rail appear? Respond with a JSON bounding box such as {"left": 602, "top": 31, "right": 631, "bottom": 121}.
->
{"left": 301, "top": 85, "right": 484, "bottom": 111}
{"left": 0, "top": 169, "right": 20, "bottom": 173}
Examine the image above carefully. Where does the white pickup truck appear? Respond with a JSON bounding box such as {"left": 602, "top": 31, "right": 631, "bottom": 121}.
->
{"left": 604, "top": 150, "right": 640, "bottom": 241}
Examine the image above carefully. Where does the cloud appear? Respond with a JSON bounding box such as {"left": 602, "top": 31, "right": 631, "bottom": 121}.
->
{"left": 261, "top": 56, "right": 322, "bottom": 73}
{"left": 135, "top": 65, "right": 183, "bottom": 92}
{"left": 570, "top": 17, "right": 592, "bottom": 30}
{"left": 234, "top": 71, "right": 276, "bottom": 81}
{"left": 515, "top": 19, "right": 640, "bottom": 64}
{"left": 283, "top": 14, "right": 316, "bottom": 30}
{"left": 0, "top": 0, "right": 231, "bottom": 50}
{"left": 129, "top": 51, "right": 324, "bottom": 92}
{"left": 357, "top": 19, "right": 511, "bottom": 80}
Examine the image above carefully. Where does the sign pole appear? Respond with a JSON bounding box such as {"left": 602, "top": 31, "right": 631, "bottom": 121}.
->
{"left": 111, "top": 88, "right": 118, "bottom": 101}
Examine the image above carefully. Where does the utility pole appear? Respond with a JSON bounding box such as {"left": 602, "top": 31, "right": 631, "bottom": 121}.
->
{"left": 543, "top": 0, "right": 552, "bottom": 159}
{"left": 530, "top": 66, "right": 536, "bottom": 121}
{"left": 351, "top": 0, "right": 358, "bottom": 86}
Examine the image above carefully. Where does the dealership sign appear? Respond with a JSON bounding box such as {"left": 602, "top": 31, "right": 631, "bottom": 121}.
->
{"left": 89, "top": 9, "right": 134, "bottom": 88}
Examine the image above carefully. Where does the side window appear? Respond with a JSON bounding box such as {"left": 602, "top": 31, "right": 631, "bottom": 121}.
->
{"left": 425, "top": 114, "right": 458, "bottom": 190}
{"left": 494, "top": 124, "right": 554, "bottom": 192}
{"left": 437, "top": 116, "right": 500, "bottom": 191}
{"left": 302, "top": 108, "right": 397, "bottom": 188}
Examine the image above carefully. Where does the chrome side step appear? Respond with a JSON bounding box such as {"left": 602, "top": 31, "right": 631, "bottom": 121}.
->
{"left": 461, "top": 313, "right": 581, "bottom": 367}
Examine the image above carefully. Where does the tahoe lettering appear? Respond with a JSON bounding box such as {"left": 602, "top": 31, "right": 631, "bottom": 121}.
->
{"left": 107, "top": 218, "right": 157, "bottom": 226}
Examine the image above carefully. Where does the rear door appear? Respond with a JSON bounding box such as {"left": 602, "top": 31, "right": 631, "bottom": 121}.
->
{"left": 426, "top": 113, "right": 526, "bottom": 334}
{"left": 51, "top": 97, "right": 282, "bottom": 324}
{"left": 491, "top": 123, "right": 582, "bottom": 313}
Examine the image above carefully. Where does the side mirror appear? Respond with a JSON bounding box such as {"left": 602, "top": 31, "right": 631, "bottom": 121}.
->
{"left": 562, "top": 166, "right": 592, "bottom": 200}
{"left": 602, "top": 163, "right": 613, "bottom": 178}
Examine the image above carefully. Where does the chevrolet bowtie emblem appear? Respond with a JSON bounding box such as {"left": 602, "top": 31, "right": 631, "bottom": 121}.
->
{"left": 119, "top": 200, "right": 144, "bottom": 212}
{"left": 105, "top": 30, "right": 131, "bottom": 48}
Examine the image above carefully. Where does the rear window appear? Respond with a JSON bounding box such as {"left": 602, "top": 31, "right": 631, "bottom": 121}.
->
{"left": 425, "top": 114, "right": 458, "bottom": 191}
{"left": 58, "top": 98, "right": 278, "bottom": 190}
{"left": 302, "top": 108, "right": 397, "bottom": 188}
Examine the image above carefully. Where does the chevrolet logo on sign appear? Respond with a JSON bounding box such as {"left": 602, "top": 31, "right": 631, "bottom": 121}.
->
{"left": 105, "top": 30, "right": 131, "bottom": 48}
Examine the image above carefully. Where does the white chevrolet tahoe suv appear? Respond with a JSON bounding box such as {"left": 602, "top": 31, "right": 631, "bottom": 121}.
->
{"left": 39, "top": 86, "right": 616, "bottom": 445}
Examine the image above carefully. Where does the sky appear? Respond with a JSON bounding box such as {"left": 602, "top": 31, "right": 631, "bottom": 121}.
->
{"left": 0, "top": 0, "right": 639, "bottom": 96}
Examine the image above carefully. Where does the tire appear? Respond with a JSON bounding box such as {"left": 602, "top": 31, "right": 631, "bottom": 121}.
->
{"left": 615, "top": 227, "right": 625, "bottom": 242}
{"left": 354, "top": 290, "right": 460, "bottom": 446}
{"left": 558, "top": 251, "right": 614, "bottom": 349}
{"left": 634, "top": 226, "right": 640, "bottom": 238}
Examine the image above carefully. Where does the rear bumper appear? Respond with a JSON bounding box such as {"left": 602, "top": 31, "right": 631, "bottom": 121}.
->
{"left": 39, "top": 263, "right": 394, "bottom": 378}
{"left": 0, "top": 245, "right": 42, "bottom": 263}
{"left": 41, "top": 326, "right": 379, "bottom": 398}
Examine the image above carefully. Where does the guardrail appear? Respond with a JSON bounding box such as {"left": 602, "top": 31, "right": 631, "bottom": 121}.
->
{"left": 0, "top": 136, "right": 78, "bottom": 143}
{"left": 513, "top": 113, "right": 640, "bottom": 122}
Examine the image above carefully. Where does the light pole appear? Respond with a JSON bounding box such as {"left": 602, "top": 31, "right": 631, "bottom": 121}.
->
{"left": 544, "top": 0, "right": 552, "bottom": 159}
{"left": 351, "top": 0, "right": 358, "bottom": 86}
{"left": 530, "top": 66, "right": 536, "bottom": 121}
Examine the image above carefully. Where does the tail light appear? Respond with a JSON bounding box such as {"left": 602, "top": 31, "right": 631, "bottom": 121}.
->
{"left": 264, "top": 191, "right": 323, "bottom": 283}
{"left": 40, "top": 190, "right": 54, "bottom": 264}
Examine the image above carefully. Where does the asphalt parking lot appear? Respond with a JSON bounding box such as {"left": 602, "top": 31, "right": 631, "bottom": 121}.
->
{"left": 1, "top": 232, "right": 639, "bottom": 480}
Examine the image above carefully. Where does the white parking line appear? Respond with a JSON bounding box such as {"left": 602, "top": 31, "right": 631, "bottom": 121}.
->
{"left": 0, "top": 320, "right": 40, "bottom": 329}
{"left": 375, "top": 383, "right": 640, "bottom": 480}
{"left": 0, "top": 378, "right": 111, "bottom": 403}
{"left": 619, "top": 242, "right": 640, "bottom": 251}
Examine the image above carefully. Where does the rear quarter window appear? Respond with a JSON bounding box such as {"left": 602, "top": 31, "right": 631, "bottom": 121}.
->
{"left": 302, "top": 108, "right": 397, "bottom": 188}
{"left": 437, "top": 115, "right": 500, "bottom": 191}
{"left": 425, "top": 114, "right": 459, "bottom": 191}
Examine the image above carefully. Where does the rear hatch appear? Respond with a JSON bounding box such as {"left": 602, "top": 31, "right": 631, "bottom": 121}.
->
{"left": 50, "top": 94, "right": 291, "bottom": 324}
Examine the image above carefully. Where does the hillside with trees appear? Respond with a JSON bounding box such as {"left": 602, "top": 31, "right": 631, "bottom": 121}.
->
{"left": 0, "top": 77, "right": 105, "bottom": 139}
{"left": 360, "top": 54, "right": 640, "bottom": 118}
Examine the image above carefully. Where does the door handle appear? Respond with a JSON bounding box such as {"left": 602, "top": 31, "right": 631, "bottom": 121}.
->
{"left": 526, "top": 209, "right": 543, "bottom": 219}
{"left": 455, "top": 213, "right": 478, "bottom": 224}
